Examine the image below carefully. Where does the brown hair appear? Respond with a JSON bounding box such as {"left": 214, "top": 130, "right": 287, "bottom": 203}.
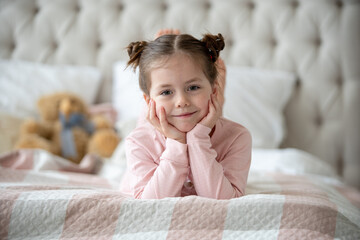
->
{"left": 126, "top": 33, "right": 225, "bottom": 95}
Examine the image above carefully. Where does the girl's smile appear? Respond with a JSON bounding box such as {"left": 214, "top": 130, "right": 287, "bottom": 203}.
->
{"left": 171, "top": 111, "right": 198, "bottom": 118}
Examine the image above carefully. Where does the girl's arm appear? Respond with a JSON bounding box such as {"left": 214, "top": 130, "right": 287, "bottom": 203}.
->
{"left": 125, "top": 137, "right": 189, "bottom": 199}
{"left": 187, "top": 123, "right": 252, "bottom": 199}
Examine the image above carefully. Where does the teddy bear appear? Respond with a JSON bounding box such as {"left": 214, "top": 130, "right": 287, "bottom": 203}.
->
{"left": 14, "top": 92, "right": 121, "bottom": 164}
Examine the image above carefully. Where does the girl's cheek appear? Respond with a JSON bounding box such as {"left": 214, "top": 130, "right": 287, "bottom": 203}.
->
{"left": 155, "top": 102, "right": 164, "bottom": 116}
{"left": 159, "top": 102, "right": 170, "bottom": 117}
{"left": 156, "top": 105, "right": 161, "bottom": 116}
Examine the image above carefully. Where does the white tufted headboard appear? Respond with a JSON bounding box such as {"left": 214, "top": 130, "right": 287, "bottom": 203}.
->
{"left": 0, "top": 0, "right": 359, "bottom": 188}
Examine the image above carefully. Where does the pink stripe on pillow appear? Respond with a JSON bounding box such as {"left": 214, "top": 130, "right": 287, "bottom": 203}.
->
{"left": 60, "top": 193, "right": 125, "bottom": 240}
{"left": 0, "top": 150, "right": 34, "bottom": 169}
{"left": 0, "top": 191, "right": 22, "bottom": 239}
{"left": 64, "top": 172, "right": 113, "bottom": 189}
{"left": 166, "top": 196, "right": 229, "bottom": 240}
{"left": 60, "top": 154, "right": 101, "bottom": 174}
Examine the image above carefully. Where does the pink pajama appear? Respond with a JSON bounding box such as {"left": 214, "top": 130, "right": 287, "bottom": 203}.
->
{"left": 119, "top": 117, "right": 252, "bottom": 199}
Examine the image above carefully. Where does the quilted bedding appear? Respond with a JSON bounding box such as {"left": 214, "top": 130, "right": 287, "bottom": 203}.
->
{"left": 1, "top": 149, "right": 359, "bottom": 240}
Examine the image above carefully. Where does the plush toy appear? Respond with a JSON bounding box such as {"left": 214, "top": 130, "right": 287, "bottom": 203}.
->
{"left": 14, "top": 92, "right": 121, "bottom": 164}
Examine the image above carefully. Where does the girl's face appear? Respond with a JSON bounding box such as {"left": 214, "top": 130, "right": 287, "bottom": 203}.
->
{"left": 146, "top": 53, "right": 214, "bottom": 132}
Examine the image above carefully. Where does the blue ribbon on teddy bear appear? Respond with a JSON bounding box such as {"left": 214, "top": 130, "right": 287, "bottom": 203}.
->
{"left": 59, "top": 113, "right": 95, "bottom": 159}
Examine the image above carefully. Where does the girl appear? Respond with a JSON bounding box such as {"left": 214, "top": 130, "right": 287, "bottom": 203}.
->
{"left": 119, "top": 32, "right": 252, "bottom": 199}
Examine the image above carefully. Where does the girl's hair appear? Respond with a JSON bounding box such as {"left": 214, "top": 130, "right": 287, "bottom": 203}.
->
{"left": 126, "top": 33, "right": 225, "bottom": 95}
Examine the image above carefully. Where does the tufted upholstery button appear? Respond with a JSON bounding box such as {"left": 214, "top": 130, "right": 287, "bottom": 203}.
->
{"left": 161, "top": 3, "right": 167, "bottom": 11}
{"left": 75, "top": 4, "right": 80, "bottom": 12}
{"left": 315, "top": 115, "right": 323, "bottom": 126}
{"left": 270, "top": 38, "right": 277, "bottom": 47}
{"left": 118, "top": 3, "right": 124, "bottom": 11}
{"left": 337, "top": 158, "right": 343, "bottom": 174}
{"left": 314, "top": 38, "right": 322, "bottom": 47}
{"left": 335, "top": 0, "right": 343, "bottom": 8}
{"left": 34, "top": 7, "right": 40, "bottom": 15}
{"left": 336, "top": 77, "right": 343, "bottom": 87}
{"left": 292, "top": 1, "right": 299, "bottom": 9}
{"left": 204, "top": 1, "right": 211, "bottom": 10}
{"left": 96, "top": 41, "right": 102, "bottom": 49}
{"left": 227, "top": 39, "right": 234, "bottom": 47}
{"left": 10, "top": 42, "right": 16, "bottom": 51}
{"left": 52, "top": 41, "right": 58, "bottom": 49}
{"left": 248, "top": 2, "right": 255, "bottom": 10}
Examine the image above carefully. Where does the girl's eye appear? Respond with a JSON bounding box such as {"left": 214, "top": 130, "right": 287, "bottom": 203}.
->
{"left": 160, "top": 90, "right": 172, "bottom": 96}
{"left": 188, "top": 85, "right": 200, "bottom": 91}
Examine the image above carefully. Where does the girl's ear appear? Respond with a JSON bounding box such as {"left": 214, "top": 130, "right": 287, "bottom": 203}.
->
{"left": 143, "top": 94, "right": 150, "bottom": 104}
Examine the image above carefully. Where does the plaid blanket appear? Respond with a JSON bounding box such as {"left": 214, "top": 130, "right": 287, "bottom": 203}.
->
{"left": 1, "top": 149, "right": 359, "bottom": 240}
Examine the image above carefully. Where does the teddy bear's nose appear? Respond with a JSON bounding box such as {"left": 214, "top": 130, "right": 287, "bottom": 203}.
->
{"left": 59, "top": 98, "right": 72, "bottom": 118}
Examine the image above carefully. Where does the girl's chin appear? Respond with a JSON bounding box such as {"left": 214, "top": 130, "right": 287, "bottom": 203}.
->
{"left": 173, "top": 122, "right": 197, "bottom": 133}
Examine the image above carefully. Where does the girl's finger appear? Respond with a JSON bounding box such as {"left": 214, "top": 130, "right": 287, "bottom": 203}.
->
{"left": 214, "top": 85, "right": 223, "bottom": 105}
{"left": 211, "top": 93, "right": 221, "bottom": 114}
{"left": 209, "top": 95, "right": 216, "bottom": 113}
{"left": 212, "top": 90, "right": 218, "bottom": 103}
{"left": 146, "top": 101, "right": 150, "bottom": 120}
{"left": 208, "top": 98, "right": 212, "bottom": 110}
{"left": 149, "top": 100, "right": 160, "bottom": 125}
{"left": 149, "top": 99, "right": 154, "bottom": 121}
{"left": 214, "top": 97, "right": 221, "bottom": 112}
{"left": 159, "top": 107, "right": 168, "bottom": 129}
{"left": 146, "top": 99, "right": 153, "bottom": 121}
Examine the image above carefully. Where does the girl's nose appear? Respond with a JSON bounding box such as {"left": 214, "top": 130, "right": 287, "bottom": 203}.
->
{"left": 176, "top": 93, "right": 190, "bottom": 108}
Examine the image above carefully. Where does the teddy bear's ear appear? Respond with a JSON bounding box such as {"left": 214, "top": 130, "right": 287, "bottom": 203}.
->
{"left": 37, "top": 93, "right": 63, "bottom": 122}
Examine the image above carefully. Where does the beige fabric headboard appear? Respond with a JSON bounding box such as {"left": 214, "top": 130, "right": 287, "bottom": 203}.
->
{"left": 0, "top": 0, "right": 359, "bottom": 188}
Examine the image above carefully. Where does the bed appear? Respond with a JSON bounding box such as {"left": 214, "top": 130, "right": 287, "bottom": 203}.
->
{"left": 0, "top": 0, "right": 359, "bottom": 239}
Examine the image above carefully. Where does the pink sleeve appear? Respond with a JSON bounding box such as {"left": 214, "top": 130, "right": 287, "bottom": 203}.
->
{"left": 187, "top": 124, "right": 252, "bottom": 199}
{"left": 125, "top": 137, "right": 189, "bottom": 199}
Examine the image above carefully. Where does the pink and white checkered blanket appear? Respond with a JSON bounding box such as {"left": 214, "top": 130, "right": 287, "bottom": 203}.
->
{"left": 1, "top": 149, "right": 359, "bottom": 240}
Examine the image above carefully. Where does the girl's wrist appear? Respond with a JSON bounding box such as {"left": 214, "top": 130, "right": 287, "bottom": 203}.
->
{"left": 186, "top": 123, "right": 212, "bottom": 141}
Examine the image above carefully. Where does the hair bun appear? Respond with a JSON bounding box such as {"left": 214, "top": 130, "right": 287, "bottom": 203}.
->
{"left": 127, "top": 41, "right": 148, "bottom": 69}
{"left": 201, "top": 33, "right": 225, "bottom": 62}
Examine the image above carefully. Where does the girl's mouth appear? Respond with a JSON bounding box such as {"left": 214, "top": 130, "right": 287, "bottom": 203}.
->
{"left": 173, "top": 111, "right": 197, "bottom": 118}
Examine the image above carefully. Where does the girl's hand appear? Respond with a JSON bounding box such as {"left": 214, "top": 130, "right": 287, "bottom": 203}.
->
{"left": 146, "top": 99, "right": 186, "bottom": 144}
{"left": 199, "top": 87, "right": 222, "bottom": 130}
{"left": 215, "top": 57, "right": 226, "bottom": 115}
{"left": 154, "top": 29, "right": 180, "bottom": 39}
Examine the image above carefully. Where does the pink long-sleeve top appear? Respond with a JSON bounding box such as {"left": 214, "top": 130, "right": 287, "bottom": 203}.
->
{"left": 119, "top": 117, "right": 252, "bottom": 199}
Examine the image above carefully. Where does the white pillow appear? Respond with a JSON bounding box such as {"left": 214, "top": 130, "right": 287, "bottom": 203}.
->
{"left": 250, "top": 148, "right": 338, "bottom": 178}
{"left": 112, "top": 61, "right": 145, "bottom": 121}
{"left": 112, "top": 61, "right": 296, "bottom": 148}
{"left": 0, "top": 60, "right": 102, "bottom": 118}
{"left": 223, "top": 66, "right": 296, "bottom": 148}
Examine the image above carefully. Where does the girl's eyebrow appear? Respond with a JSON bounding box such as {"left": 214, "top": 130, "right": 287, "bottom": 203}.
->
{"left": 157, "top": 78, "right": 202, "bottom": 89}
{"left": 185, "top": 78, "right": 202, "bottom": 84}
{"left": 157, "top": 83, "right": 172, "bottom": 89}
